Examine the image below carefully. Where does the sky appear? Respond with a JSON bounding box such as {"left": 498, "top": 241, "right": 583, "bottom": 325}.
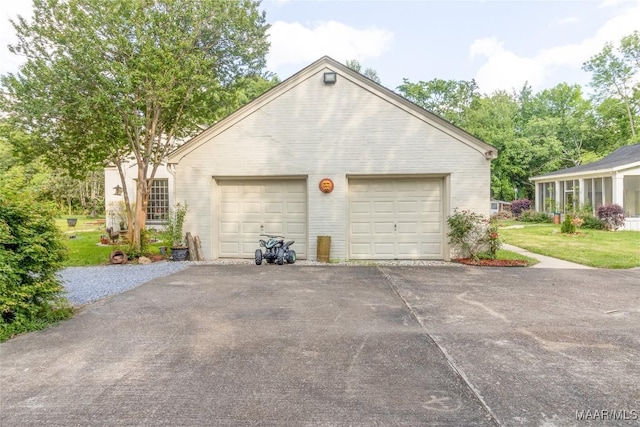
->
{"left": 1, "top": 0, "right": 639, "bottom": 95}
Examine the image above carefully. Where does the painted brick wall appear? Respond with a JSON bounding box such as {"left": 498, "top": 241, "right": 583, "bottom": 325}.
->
{"left": 173, "top": 66, "right": 491, "bottom": 260}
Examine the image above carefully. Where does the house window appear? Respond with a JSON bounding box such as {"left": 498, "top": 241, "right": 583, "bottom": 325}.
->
{"left": 147, "top": 179, "right": 169, "bottom": 222}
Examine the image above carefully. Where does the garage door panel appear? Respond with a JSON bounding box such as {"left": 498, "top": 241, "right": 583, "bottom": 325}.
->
{"left": 219, "top": 242, "right": 240, "bottom": 256}
{"left": 351, "top": 201, "right": 371, "bottom": 214}
{"left": 375, "top": 222, "right": 395, "bottom": 234}
{"left": 220, "top": 222, "right": 239, "bottom": 234}
{"left": 242, "top": 222, "right": 262, "bottom": 234}
{"left": 243, "top": 202, "right": 261, "bottom": 213}
{"left": 264, "top": 202, "right": 283, "bottom": 214}
{"left": 421, "top": 222, "right": 441, "bottom": 233}
{"left": 373, "top": 243, "right": 394, "bottom": 255}
{"left": 349, "top": 178, "right": 443, "bottom": 260}
{"left": 287, "top": 221, "right": 306, "bottom": 234}
{"left": 220, "top": 202, "right": 239, "bottom": 214}
{"left": 287, "top": 202, "right": 305, "bottom": 214}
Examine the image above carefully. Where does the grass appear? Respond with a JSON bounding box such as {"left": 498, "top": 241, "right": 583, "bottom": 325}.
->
{"left": 495, "top": 249, "right": 539, "bottom": 266}
{"left": 56, "top": 215, "right": 166, "bottom": 266}
{"left": 498, "top": 222, "right": 640, "bottom": 269}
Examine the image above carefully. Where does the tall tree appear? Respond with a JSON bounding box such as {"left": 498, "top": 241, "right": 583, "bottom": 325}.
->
{"left": 528, "top": 83, "right": 598, "bottom": 166}
{"left": 345, "top": 59, "right": 381, "bottom": 84}
{"left": 1, "top": 0, "right": 270, "bottom": 250}
{"left": 396, "top": 78, "right": 480, "bottom": 126}
{"left": 583, "top": 31, "right": 640, "bottom": 140}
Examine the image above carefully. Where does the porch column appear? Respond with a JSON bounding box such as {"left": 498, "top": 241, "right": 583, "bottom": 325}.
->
{"left": 613, "top": 173, "right": 624, "bottom": 211}
{"left": 578, "top": 178, "right": 585, "bottom": 209}
{"left": 535, "top": 182, "right": 541, "bottom": 211}
{"left": 555, "top": 181, "right": 561, "bottom": 212}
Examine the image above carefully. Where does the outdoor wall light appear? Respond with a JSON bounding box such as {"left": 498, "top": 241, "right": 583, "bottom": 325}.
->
{"left": 113, "top": 185, "right": 123, "bottom": 196}
{"left": 323, "top": 71, "right": 337, "bottom": 84}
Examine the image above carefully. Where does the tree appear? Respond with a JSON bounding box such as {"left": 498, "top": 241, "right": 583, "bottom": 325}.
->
{"left": 527, "top": 83, "right": 599, "bottom": 166}
{"left": 583, "top": 31, "right": 640, "bottom": 140}
{"left": 345, "top": 59, "right": 381, "bottom": 84}
{"left": 396, "top": 78, "right": 480, "bottom": 126}
{"left": 1, "top": 0, "right": 270, "bottom": 251}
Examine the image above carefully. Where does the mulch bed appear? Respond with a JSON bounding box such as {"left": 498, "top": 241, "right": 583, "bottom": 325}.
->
{"left": 454, "top": 258, "right": 529, "bottom": 267}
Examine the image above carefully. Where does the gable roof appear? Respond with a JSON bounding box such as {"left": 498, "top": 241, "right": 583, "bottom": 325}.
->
{"left": 168, "top": 56, "right": 496, "bottom": 163}
{"left": 531, "top": 143, "right": 640, "bottom": 180}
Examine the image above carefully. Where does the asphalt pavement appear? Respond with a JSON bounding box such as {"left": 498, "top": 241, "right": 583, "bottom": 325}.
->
{"left": 1, "top": 264, "right": 639, "bottom": 426}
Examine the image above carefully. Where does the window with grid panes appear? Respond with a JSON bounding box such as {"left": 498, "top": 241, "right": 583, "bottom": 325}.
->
{"left": 147, "top": 179, "right": 169, "bottom": 222}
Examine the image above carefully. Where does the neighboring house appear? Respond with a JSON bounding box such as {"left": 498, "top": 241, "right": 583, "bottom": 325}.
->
{"left": 530, "top": 143, "right": 640, "bottom": 231}
{"left": 166, "top": 56, "right": 497, "bottom": 261}
{"left": 104, "top": 158, "right": 175, "bottom": 231}
{"left": 490, "top": 200, "right": 512, "bottom": 215}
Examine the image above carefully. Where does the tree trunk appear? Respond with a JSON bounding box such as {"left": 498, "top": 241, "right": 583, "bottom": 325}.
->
{"left": 131, "top": 169, "right": 149, "bottom": 251}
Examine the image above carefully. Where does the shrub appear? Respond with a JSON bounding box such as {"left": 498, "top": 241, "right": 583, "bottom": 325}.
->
{"left": 447, "top": 208, "right": 501, "bottom": 260}
{"left": 520, "top": 209, "right": 552, "bottom": 223}
{"left": 561, "top": 214, "right": 577, "bottom": 234}
{"left": 510, "top": 199, "right": 532, "bottom": 218}
{"left": 491, "top": 211, "right": 513, "bottom": 220}
{"left": 596, "top": 204, "right": 625, "bottom": 231}
{"left": 1, "top": 192, "right": 73, "bottom": 341}
{"left": 580, "top": 215, "right": 604, "bottom": 230}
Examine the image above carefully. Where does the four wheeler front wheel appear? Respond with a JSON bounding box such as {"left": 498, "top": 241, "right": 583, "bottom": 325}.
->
{"left": 255, "top": 249, "right": 263, "bottom": 265}
{"left": 286, "top": 250, "right": 296, "bottom": 264}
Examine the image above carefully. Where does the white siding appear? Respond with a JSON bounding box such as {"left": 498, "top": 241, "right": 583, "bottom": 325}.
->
{"left": 172, "top": 64, "right": 491, "bottom": 260}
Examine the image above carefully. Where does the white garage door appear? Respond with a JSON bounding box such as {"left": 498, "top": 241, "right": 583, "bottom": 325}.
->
{"left": 218, "top": 180, "right": 306, "bottom": 258}
{"left": 349, "top": 178, "right": 443, "bottom": 260}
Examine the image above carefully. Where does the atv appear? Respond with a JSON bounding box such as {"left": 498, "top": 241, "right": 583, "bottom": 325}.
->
{"left": 255, "top": 235, "right": 296, "bottom": 265}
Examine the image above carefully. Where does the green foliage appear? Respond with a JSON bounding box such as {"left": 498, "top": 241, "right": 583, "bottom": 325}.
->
{"left": 579, "top": 215, "right": 605, "bottom": 230}
{"left": 345, "top": 59, "right": 381, "bottom": 84}
{"left": 161, "top": 202, "right": 188, "bottom": 247}
{"left": 520, "top": 210, "right": 552, "bottom": 223}
{"left": 397, "top": 78, "right": 480, "bottom": 126}
{"left": 1, "top": 0, "right": 270, "bottom": 251}
{"left": 0, "top": 191, "right": 72, "bottom": 341}
{"left": 447, "top": 208, "right": 501, "bottom": 260}
{"left": 560, "top": 214, "right": 577, "bottom": 234}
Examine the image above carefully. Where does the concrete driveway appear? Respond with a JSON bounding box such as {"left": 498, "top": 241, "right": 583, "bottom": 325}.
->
{"left": 1, "top": 265, "right": 639, "bottom": 426}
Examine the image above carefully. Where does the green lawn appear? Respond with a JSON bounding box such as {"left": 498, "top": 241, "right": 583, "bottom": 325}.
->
{"left": 498, "top": 223, "right": 640, "bottom": 269}
{"left": 56, "top": 215, "right": 165, "bottom": 266}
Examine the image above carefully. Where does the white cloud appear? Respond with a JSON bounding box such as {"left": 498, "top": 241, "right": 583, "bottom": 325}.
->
{"left": 0, "top": 3, "right": 33, "bottom": 76}
{"left": 469, "top": 2, "right": 640, "bottom": 94}
{"left": 266, "top": 20, "right": 393, "bottom": 70}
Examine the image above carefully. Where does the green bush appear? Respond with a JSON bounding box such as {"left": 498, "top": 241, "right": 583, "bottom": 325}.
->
{"left": 560, "top": 214, "right": 577, "bottom": 234}
{"left": 579, "top": 215, "right": 604, "bottom": 230}
{"left": 0, "top": 192, "right": 73, "bottom": 341}
{"left": 520, "top": 209, "right": 552, "bottom": 223}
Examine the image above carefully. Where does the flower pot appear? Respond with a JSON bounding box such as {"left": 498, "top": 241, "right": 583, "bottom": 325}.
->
{"left": 171, "top": 247, "right": 189, "bottom": 261}
{"left": 67, "top": 218, "right": 78, "bottom": 227}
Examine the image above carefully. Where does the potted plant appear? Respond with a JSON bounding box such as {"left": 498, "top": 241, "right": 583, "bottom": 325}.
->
{"left": 162, "top": 202, "right": 189, "bottom": 261}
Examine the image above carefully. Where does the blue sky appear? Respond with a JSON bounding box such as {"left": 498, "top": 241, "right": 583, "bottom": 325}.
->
{"left": 2, "top": 1, "right": 639, "bottom": 95}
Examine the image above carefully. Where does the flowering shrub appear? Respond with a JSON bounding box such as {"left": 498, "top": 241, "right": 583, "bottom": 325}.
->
{"left": 447, "top": 208, "right": 502, "bottom": 260}
{"left": 596, "top": 204, "right": 625, "bottom": 231}
{"left": 510, "top": 199, "right": 532, "bottom": 218}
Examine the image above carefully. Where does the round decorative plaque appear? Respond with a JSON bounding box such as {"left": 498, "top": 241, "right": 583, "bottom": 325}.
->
{"left": 319, "top": 178, "right": 334, "bottom": 193}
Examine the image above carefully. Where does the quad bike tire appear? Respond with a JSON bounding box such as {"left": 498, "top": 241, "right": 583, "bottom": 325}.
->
{"left": 286, "top": 250, "right": 297, "bottom": 264}
{"left": 255, "top": 249, "right": 263, "bottom": 265}
{"left": 276, "top": 249, "right": 284, "bottom": 265}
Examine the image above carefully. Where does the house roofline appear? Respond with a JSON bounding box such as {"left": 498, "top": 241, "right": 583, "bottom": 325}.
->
{"left": 168, "top": 56, "right": 497, "bottom": 164}
{"left": 530, "top": 160, "right": 640, "bottom": 181}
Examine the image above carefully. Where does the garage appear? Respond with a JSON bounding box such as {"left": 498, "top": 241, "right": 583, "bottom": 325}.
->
{"left": 167, "top": 57, "right": 496, "bottom": 261}
{"left": 348, "top": 178, "right": 443, "bottom": 260}
{"left": 217, "top": 179, "right": 307, "bottom": 258}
